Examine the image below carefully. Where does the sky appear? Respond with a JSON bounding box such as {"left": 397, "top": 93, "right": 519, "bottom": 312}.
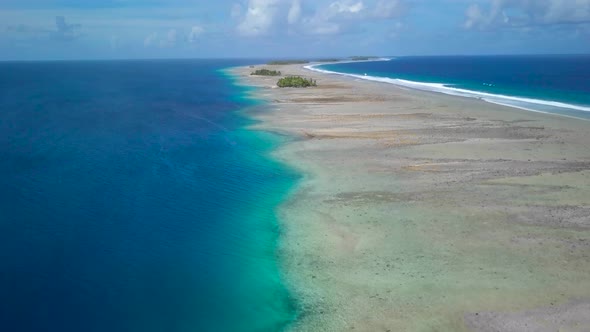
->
{"left": 1, "top": 0, "right": 589, "bottom": 60}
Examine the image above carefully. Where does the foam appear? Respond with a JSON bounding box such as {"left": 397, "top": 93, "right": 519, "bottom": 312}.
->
{"left": 305, "top": 62, "right": 590, "bottom": 120}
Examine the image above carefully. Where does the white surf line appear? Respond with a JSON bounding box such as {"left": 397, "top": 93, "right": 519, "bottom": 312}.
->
{"left": 305, "top": 62, "right": 590, "bottom": 121}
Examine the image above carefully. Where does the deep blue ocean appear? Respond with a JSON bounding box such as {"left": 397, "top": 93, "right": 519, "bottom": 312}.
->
{"left": 0, "top": 60, "right": 298, "bottom": 331}
{"left": 313, "top": 55, "right": 590, "bottom": 119}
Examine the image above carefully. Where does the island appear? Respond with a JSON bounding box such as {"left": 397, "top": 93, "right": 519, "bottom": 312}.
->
{"left": 268, "top": 60, "right": 310, "bottom": 65}
{"left": 350, "top": 56, "right": 379, "bottom": 61}
{"left": 251, "top": 68, "right": 281, "bottom": 76}
{"left": 232, "top": 62, "right": 590, "bottom": 332}
{"left": 277, "top": 76, "right": 317, "bottom": 88}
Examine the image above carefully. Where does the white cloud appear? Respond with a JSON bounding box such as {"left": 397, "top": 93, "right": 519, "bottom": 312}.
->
{"left": 53, "top": 16, "right": 82, "bottom": 41}
{"left": 144, "top": 27, "right": 201, "bottom": 48}
{"left": 162, "top": 28, "right": 177, "bottom": 47}
{"left": 234, "top": 0, "right": 407, "bottom": 37}
{"left": 189, "top": 25, "right": 204, "bottom": 43}
{"left": 464, "top": 4, "right": 484, "bottom": 29}
{"left": 295, "top": 1, "right": 363, "bottom": 36}
{"left": 4, "top": 16, "right": 84, "bottom": 43}
{"left": 299, "top": 0, "right": 405, "bottom": 36}
{"left": 329, "top": 1, "right": 365, "bottom": 14}
{"left": 144, "top": 32, "right": 158, "bottom": 47}
{"left": 542, "top": 0, "right": 590, "bottom": 24}
{"left": 464, "top": 0, "right": 590, "bottom": 30}
{"left": 374, "top": 0, "right": 404, "bottom": 19}
{"left": 236, "top": 0, "right": 281, "bottom": 36}
{"left": 288, "top": 0, "right": 302, "bottom": 24}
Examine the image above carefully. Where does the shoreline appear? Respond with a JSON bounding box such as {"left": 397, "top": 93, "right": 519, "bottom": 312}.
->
{"left": 230, "top": 64, "right": 590, "bottom": 331}
{"left": 222, "top": 69, "right": 303, "bottom": 331}
{"left": 307, "top": 61, "right": 590, "bottom": 121}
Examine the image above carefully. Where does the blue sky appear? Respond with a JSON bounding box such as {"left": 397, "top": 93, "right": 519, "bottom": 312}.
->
{"left": 1, "top": 0, "right": 589, "bottom": 60}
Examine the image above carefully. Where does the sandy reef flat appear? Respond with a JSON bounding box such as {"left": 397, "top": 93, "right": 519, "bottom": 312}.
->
{"left": 230, "top": 64, "right": 590, "bottom": 332}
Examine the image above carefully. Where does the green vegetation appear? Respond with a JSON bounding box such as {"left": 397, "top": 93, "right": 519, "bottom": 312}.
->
{"left": 315, "top": 58, "right": 341, "bottom": 62}
{"left": 251, "top": 68, "right": 282, "bottom": 76}
{"left": 277, "top": 76, "right": 317, "bottom": 88}
{"left": 267, "top": 60, "right": 310, "bottom": 65}
{"left": 350, "top": 56, "right": 379, "bottom": 61}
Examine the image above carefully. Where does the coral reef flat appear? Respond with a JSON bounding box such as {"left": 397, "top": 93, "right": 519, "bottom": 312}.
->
{"left": 232, "top": 64, "right": 590, "bottom": 332}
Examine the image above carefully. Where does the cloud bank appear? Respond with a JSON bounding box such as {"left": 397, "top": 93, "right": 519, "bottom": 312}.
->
{"left": 234, "top": 0, "right": 406, "bottom": 36}
{"left": 464, "top": 0, "right": 590, "bottom": 30}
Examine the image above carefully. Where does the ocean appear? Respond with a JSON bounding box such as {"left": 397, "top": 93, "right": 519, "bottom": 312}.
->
{"left": 311, "top": 55, "right": 590, "bottom": 119}
{"left": 0, "top": 60, "right": 297, "bottom": 331}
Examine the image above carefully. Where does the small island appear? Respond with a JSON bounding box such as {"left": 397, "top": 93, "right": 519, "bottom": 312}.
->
{"left": 267, "top": 60, "right": 310, "bottom": 65}
{"left": 251, "top": 68, "right": 281, "bottom": 76}
{"left": 277, "top": 76, "right": 317, "bottom": 88}
{"left": 315, "top": 58, "right": 342, "bottom": 63}
{"left": 350, "top": 56, "right": 379, "bottom": 61}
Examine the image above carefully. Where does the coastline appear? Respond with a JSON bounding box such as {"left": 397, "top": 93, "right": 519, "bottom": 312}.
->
{"left": 308, "top": 58, "right": 590, "bottom": 121}
{"left": 222, "top": 69, "right": 303, "bottom": 331}
{"left": 230, "top": 64, "right": 590, "bottom": 331}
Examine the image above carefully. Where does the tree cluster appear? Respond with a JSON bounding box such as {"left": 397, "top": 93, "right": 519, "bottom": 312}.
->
{"left": 251, "top": 69, "right": 282, "bottom": 76}
{"left": 277, "top": 76, "right": 317, "bottom": 88}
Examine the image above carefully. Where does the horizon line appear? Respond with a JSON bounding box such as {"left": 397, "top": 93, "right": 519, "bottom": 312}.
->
{"left": 1, "top": 53, "right": 590, "bottom": 63}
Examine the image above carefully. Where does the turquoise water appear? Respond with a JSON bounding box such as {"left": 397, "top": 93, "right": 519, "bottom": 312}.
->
{"left": 0, "top": 60, "right": 298, "bottom": 331}
{"left": 313, "top": 55, "right": 590, "bottom": 119}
